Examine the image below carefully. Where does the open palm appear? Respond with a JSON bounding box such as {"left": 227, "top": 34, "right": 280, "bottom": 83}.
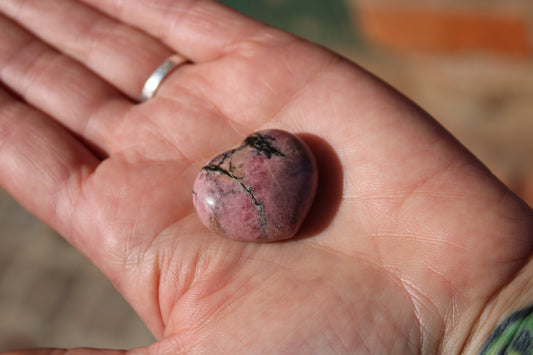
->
{"left": 1, "top": 1, "right": 532, "bottom": 354}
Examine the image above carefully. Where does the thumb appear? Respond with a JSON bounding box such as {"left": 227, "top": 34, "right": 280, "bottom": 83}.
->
{"left": 1, "top": 349, "right": 127, "bottom": 355}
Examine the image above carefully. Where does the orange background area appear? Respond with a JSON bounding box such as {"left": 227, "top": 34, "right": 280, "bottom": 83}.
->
{"left": 357, "top": 6, "right": 530, "bottom": 57}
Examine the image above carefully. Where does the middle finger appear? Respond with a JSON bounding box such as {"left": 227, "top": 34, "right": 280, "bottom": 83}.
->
{"left": 0, "top": 0, "right": 183, "bottom": 100}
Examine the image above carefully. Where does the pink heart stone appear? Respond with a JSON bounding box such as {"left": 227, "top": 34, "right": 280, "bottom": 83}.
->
{"left": 192, "top": 129, "right": 318, "bottom": 242}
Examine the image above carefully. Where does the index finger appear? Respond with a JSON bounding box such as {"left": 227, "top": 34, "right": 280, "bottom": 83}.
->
{"left": 80, "top": 0, "right": 293, "bottom": 62}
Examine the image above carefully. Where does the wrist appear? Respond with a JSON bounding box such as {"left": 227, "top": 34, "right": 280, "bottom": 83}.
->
{"left": 462, "top": 260, "right": 533, "bottom": 354}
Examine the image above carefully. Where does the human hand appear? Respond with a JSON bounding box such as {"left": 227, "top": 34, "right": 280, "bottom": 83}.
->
{"left": 1, "top": 0, "right": 532, "bottom": 353}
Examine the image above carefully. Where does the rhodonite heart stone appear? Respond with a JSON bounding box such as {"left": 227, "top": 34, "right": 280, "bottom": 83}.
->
{"left": 192, "top": 129, "right": 318, "bottom": 242}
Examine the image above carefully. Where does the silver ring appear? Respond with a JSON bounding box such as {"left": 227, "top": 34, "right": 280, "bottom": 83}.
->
{"left": 139, "top": 55, "right": 189, "bottom": 102}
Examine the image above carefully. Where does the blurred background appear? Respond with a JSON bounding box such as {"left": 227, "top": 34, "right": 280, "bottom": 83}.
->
{"left": 1, "top": 0, "right": 532, "bottom": 351}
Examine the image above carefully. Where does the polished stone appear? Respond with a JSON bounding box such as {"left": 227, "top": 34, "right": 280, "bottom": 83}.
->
{"left": 192, "top": 129, "right": 318, "bottom": 242}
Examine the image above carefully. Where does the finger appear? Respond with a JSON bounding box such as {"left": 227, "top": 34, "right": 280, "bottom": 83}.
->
{"left": 80, "top": 0, "right": 292, "bottom": 62}
{"left": 0, "top": 87, "right": 98, "bottom": 239}
{"left": 0, "top": 14, "right": 129, "bottom": 154}
{"left": 80, "top": 0, "right": 336, "bottom": 132}
{"left": 0, "top": 0, "right": 183, "bottom": 100}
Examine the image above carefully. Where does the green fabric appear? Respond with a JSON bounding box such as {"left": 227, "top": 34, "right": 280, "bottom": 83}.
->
{"left": 215, "top": 0, "right": 359, "bottom": 49}
{"left": 481, "top": 305, "right": 533, "bottom": 355}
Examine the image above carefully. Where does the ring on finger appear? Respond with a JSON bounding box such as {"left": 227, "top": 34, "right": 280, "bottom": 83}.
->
{"left": 139, "top": 54, "right": 190, "bottom": 102}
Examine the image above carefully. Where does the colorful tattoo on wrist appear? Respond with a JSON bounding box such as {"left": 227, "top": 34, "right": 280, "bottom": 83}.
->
{"left": 480, "top": 304, "right": 533, "bottom": 354}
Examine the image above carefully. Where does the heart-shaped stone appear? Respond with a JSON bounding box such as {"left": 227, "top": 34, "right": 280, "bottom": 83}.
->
{"left": 192, "top": 129, "right": 318, "bottom": 242}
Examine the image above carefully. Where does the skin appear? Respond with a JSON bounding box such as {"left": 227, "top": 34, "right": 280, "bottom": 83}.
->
{"left": 0, "top": 0, "right": 532, "bottom": 354}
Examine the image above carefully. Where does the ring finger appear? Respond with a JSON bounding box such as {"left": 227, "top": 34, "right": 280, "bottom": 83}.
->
{"left": 0, "top": 0, "right": 184, "bottom": 100}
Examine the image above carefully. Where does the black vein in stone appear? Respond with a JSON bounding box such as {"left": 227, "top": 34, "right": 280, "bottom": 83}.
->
{"left": 203, "top": 164, "right": 267, "bottom": 239}
{"left": 243, "top": 133, "right": 286, "bottom": 159}
{"left": 215, "top": 149, "right": 236, "bottom": 166}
